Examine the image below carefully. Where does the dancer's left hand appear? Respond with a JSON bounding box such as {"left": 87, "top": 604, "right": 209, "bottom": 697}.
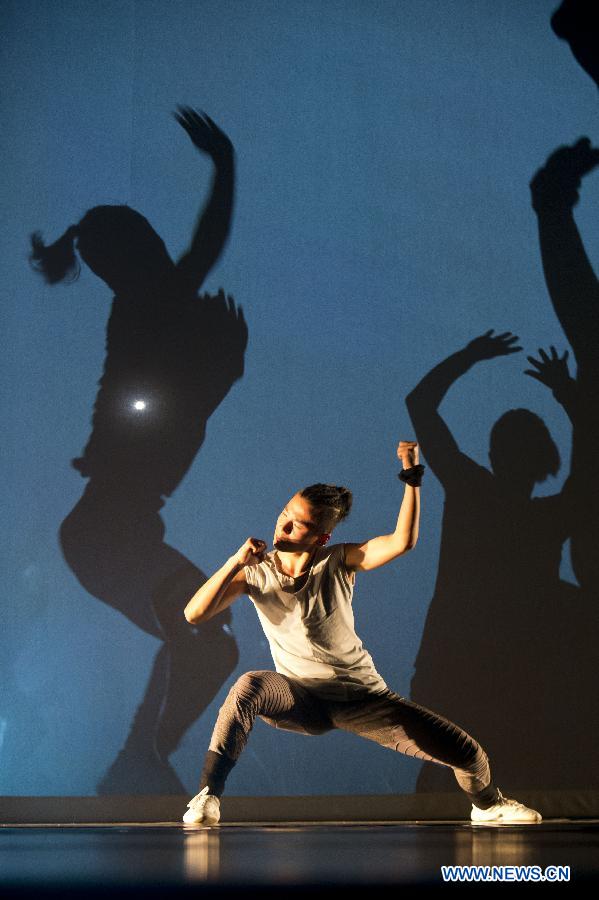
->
{"left": 397, "top": 441, "right": 419, "bottom": 469}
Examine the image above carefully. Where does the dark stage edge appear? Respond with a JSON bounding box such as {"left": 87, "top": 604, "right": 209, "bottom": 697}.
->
{"left": 2, "top": 789, "right": 598, "bottom": 823}
{"left": 0, "top": 821, "right": 597, "bottom": 895}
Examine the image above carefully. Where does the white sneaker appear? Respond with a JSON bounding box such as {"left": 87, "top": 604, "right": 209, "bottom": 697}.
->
{"left": 471, "top": 791, "right": 542, "bottom": 825}
{"left": 182, "top": 786, "right": 221, "bottom": 825}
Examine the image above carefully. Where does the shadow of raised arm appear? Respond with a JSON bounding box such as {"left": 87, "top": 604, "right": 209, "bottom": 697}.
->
{"left": 406, "top": 331, "right": 521, "bottom": 486}
{"left": 531, "top": 139, "right": 599, "bottom": 369}
{"left": 174, "top": 107, "right": 235, "bottom": 294}
{"left": 524, "top": 345, "right": 578, "bottom": 423}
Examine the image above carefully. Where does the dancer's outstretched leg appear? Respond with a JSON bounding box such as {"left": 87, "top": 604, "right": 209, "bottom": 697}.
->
{"left": 328, "top": 690, "right": 541, "bottom": 824}
{"left": 183, "top": 670, "right": 332, "bottom": 824}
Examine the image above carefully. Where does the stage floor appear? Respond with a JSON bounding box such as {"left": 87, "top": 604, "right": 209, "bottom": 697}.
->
{"left": 1, "top": 821, "right": 597, "bottom": 895}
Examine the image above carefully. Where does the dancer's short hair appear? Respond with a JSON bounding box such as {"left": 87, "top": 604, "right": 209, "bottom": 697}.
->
{"left": 300, "top": 483, "right": 353, "bottom": 531}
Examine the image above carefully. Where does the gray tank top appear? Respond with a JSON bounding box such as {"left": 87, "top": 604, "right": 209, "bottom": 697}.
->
{"left": 243, "top": 543, "right": 388, "bottom": 699}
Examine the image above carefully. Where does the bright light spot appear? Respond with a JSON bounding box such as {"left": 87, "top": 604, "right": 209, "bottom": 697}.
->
{"left": 133, "top": 399, "right": 147, "bottom": 411}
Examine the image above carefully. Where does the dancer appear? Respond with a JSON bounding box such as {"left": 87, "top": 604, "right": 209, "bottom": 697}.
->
{"left": 182, "top": 442, "right": 541, "bottom": 825}
{"left": 30, "top": 108, "right": 243, "bottom": 793}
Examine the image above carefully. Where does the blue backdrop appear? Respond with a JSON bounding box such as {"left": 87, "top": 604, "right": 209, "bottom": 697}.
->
{"left": 2, "top": 0, "right": 597, "bottom": 797}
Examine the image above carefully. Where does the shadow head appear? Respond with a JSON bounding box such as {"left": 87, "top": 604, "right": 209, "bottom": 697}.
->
{"left": 488, "top": 408, "right": 560, "bottom": 491}
{"left": 76, "top": 205, "right": 173, "bottom": 292}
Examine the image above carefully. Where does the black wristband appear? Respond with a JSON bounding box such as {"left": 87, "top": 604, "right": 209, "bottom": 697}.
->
{"left": 398, "top": 464, "right": 425, "bottom": 487}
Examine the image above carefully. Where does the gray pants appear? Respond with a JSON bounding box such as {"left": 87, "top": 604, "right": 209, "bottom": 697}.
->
{"left": 206, "top": 670, "right": 498, "bottom": 806}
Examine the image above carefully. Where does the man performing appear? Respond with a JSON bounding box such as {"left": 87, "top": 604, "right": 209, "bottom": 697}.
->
{"left": 182, "top": 442, "right": 541, "bottom": 826}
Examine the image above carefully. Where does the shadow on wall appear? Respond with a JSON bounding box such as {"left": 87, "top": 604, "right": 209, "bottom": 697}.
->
{"left": 30, "top": 109, "right": 244, "bottom": 794}
{"left": 406, "top": 329, "right": 597, "bottom": 792}
{"left": 407, "top": 0, "right": 599, "bottom": 796}
{"left": 531, "top": 138, "right": 599, "bottom": 594}
{"left": 552, "top": 0, "right": 599, "bottom": 91}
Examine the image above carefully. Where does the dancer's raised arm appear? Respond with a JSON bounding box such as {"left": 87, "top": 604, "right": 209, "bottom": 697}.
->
{"left": 174, "top": 107, "right": 235, "bottom": 293}
{"left": 184, "top": 537, "right": 266, "bottom": 624}
{"left": 344, "top": 441, "right": 421, "bottom": 571}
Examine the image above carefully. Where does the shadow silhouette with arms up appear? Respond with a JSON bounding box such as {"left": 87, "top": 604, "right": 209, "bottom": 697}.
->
{"left": 407, "top": 331, "right": 597, "bottom": 791}
{"left": 30, "top": 108, "right": 244, "bottom": 794}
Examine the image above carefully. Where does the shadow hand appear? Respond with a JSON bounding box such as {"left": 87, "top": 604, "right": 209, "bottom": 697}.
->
{"left": 530, "top": 137, "right": 599, "bottom": 211}
{"left": 464, "top": 329, "right": 522, "bottom": 362}
{"left": 200, "top": 289, "right": 248, "bottom": 355}
{"left": 174, "top": 107, "right": 233, "bottom": 163}
{"left": 524, "top": 345, "right": 571, "bottom": 393}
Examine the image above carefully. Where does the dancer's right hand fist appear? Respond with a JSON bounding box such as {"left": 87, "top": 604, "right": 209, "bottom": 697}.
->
{"left": 236, "top": 538, "right": 267, "bottom": 567}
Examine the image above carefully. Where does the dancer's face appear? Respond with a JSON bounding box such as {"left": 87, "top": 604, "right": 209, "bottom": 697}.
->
{"left": 273, "top": 493, "right": 330, "bottom": 552}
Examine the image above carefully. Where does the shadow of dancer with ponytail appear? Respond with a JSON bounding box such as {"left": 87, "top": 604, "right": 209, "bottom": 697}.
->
{"left": 30, "top": 108, "right": 245, "bottom": 794}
